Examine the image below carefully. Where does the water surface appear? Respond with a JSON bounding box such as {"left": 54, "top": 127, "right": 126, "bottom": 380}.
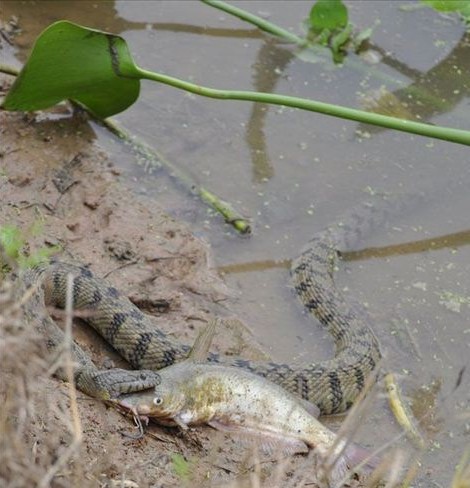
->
{"left": 3, "top": 1, "right": 469, "bottom": 485}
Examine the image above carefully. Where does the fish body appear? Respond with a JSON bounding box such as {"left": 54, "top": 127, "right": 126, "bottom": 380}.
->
{"left": 124, "top": 362, "right": 335, "bottom": 448}
{"left": 120, "top": 361, "right": 356, "bottom": 484}
{"left": 119, "top": 321, "right": 370, "bottom": 485}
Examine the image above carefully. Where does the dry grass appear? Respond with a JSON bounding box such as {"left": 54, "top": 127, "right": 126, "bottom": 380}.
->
{"left": 451, "top": 449, "right": 470, "bottom": 488}
{"left": 0, "top": 271, "right": 411, "bottom": 488}
{"left": 0, "top": 273, "right": 49, "bottom": 487}
{"left": 0, "top": 270, "right": 136, "bottom": 488}
{"left": 1, "top": 266, "right": 467, "bottom": 488}
{"left": 0, "top": 268, "right": 377, "bottom": 488}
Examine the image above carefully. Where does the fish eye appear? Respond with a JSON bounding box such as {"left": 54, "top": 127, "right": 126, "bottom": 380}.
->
{"left": 153, "top": 396, "right": 163, "bottom": 406}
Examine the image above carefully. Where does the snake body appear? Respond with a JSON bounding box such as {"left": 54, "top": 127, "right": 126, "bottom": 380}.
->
{"left": 21, "top": 200, "right": 394, "bottom": 415}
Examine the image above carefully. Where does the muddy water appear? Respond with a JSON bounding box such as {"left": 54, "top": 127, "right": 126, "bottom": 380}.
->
{"left": 3, "top": 0, "right": 469, "bottom": 485}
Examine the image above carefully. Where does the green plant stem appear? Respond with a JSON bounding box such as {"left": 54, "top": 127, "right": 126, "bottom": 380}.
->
{"left": 135, "top": 67, "right": 470, "bottom": 146}
{"left": 2, "top": 60, "right": 469, "bottom": 145}
{"left": 0, "top": 64, "right": 251, "bottom": 234}
{"left": 202, "top": 0, "right": 305, "bottom": 44}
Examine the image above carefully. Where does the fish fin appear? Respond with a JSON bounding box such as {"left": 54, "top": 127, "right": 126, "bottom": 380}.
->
{"left": 259, "top": 438, "right": 308, "bottom": 456}
{"left": 187, "top": 319, "right": 218, "bottom": 362}
{"left": 208, "top": 419, "right": 308, "bottom": 455}
{"left": 299, "top": 398, "right": 321, "bottom": 418}
{"left": 174, "top": 415, "right": 190, "bottom": 431}
{"left": 318, "top": 441, "right": 378, "bottom": 486}
{"left": 343, "top": 442, "right": 379, "bottom": 472}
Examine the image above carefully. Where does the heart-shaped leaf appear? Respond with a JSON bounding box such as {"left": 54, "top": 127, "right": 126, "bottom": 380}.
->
{"left": 2, "top": 21, "right": 141, "bottom": 118}
{"left": 309, "top": 0, "right": 348, "bottom": 31}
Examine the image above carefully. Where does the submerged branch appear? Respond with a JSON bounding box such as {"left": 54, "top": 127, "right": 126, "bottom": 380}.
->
{"left": 199, "top": 187, "right": 251, "bottom": 234}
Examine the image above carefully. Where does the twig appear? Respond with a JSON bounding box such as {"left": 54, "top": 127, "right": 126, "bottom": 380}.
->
{"left": 400, "top": 459, "right": 421, "bottom": 488}
{"left": 0, "top": 63, "right": 19, "bottom": 76}
{"left": 199, "top": 186, "right": 251, "bottom": 234}
{"left": 385, "top": 373, "right": 425, "bottom": 449}
{"left": 397, "top": 317, "right": 422, "bottom": 360}
{"left": 323, "top": 368, "right": 381, "bottom": 487}
{"left": 382, "top": 450, "right": 406, "bottom": 488}
{"left": 364, "top": 449, "right": 406, "bottom": 488}
{"left": 102, "top": 259, "right": 139, "bottom": 279}
{"left": 63, "top": 273, "right": 82, "bottom": 435}
{"left": 38, "top": 273, "right": 83, "bottom": 488}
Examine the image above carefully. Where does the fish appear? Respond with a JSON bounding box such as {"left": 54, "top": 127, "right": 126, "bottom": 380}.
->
{"left": 118, "top": 319, "right": 373, "bottom": 486}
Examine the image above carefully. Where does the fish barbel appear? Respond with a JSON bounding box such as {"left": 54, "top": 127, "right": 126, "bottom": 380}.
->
{"left": 118, "top": 320, "right": 371, "bottom": 486}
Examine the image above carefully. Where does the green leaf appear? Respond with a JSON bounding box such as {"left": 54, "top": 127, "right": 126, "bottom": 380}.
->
{"left": 421, "top": 0, "right": 470, "bottom": 24}
{"left": 421, "top": 0, "right": 470, "bottom": 14}
{"left": 353, "top": 19, "right": 380, "bottom": 52}
{"left": 309, "top": 0, "right": 348, "bottom": 31}
{"left": 171, "top": 453, "right": 191, "bottom": 480}
{"left": 318, "top": 28, "right": 333, "bottom": 45}
{"left": 331, "top": 24, "right": 352, "bottom": 53}
{"left": 354, "top": 26, "right": 374, "bottom": 48}
{"left": 0, "top": 225, "right": 24, "bottom": 259}
{"left": 2, "top": 21, "right": 141, "bottom": 118}
{"left": 0, "top": 224, "right": 60, "bottom": 269}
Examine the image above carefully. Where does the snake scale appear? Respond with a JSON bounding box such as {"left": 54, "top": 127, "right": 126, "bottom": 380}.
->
{"left": 20, "top": 199, "right": 403, "bottom": 416}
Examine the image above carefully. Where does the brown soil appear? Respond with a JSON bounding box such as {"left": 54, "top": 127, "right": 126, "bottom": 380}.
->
{"left": 0, "top": 85, "right": 361, "bottom": 487}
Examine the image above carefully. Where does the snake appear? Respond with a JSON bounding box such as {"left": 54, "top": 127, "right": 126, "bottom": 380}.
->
{"left": 18, "top": 198, "right": 401, "bottom": 416}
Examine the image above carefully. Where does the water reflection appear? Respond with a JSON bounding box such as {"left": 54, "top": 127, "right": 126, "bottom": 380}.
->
{"left": 359, "top": 32, "right": 470, "bottom": 134}
{"left": 152, "top": 23, "right": 261, "bottom": 39}
{"left": 219, "top": 228, "right": 470, "bottom": 274}
{"left": 218, "top": 258, "right": 289, "bottom": 275}
{"left": 344, "top": 228, "right": 470, "bottom": 261}
{"left": 247, "top": 39, "right": 295, "bottom": 182}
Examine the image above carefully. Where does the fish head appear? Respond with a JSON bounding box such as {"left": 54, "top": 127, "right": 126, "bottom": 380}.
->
{"left": 146, "top": 381, "right": 187, "bottom": 421}
{"left": 116, "top": 388, "right": 159, "bottom": 417}
{"left": 118, "top": 381, "right": 186, "bottom": 421}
